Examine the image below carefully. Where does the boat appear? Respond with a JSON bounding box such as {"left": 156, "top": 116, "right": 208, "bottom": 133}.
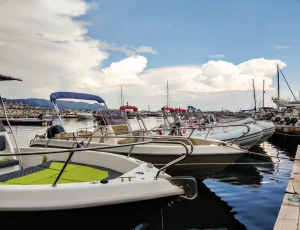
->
{"left": 0, "top": 80, "right": 197, "bottom": 228}
{"left": 158, "top": 107, "right": 263, "bottom": 148}
{"left": 0, "top": 127, "right": 197, "bottom": 228}
{"left": 30, "top": 93, "right": 246, "bottom": 179}
{"left": 0, "top": 117, "right": 52, "bottom": 126}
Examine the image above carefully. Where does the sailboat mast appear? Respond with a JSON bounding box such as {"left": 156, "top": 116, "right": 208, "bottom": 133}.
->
{"left": 277, "top": 64, "right": 280, "bottom": 99}
{"left": 252, "top": 79, "right": 256, "bottom": 111}
{"left": 121, "top": 85, "right": 124, "bottom": 106}
{"left": 167, "top": 79, "right": 169, "bottom": 107}
{"left": 262, "top": 79, "right": 265, "bottom": 108}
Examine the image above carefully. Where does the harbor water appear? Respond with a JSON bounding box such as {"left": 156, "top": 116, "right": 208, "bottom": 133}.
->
{"left": 9, "top": 118, "right": 295, "bottom": 230}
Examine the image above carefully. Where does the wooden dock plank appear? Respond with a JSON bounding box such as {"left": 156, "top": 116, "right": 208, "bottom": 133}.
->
{"left": 274, "top": 146, "right": 300, "bottom": 230}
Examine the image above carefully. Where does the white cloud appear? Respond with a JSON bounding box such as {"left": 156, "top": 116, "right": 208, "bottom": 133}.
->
{"left": 135, "top": 46, "right": 158, "bottom": 55}
{"left": 101, "top": 55, "right": 146, "bottom": 85}
{"left": 209, "top": 54, "right": 225, "bottom": 59}
{"left": 274, "top": 46, "right": 291, "bottom": 49}
{"left": 0, "top": 0, "right": 287, "bottom": 111}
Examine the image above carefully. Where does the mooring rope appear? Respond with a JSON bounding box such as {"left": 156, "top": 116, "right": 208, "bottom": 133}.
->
{"left": 153, "top": 162, "right": 274, "bottom": 166}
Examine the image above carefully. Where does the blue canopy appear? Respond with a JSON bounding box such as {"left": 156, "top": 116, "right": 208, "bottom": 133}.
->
{"left": 50, "top": 92, "right": 105, "bottom": 104}
{"left": 188, "top": 105, "right": 196, "bottom": 109}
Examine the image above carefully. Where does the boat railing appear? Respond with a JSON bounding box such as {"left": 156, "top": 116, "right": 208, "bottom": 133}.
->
{"left": 31, "top": 123, "right": 250, "bottom": 148}
{"left": 150, "top": 124, "right": 251, "bottom": 146}
{"left": 2, "top": 138, "right": 193, "bottom": 186}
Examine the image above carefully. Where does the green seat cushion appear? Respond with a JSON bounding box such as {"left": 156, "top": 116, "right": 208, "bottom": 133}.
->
{"left": 5, "top": 169, "right": 59, "bottom": 185}
{"left": 47, "top": 162, "right": 81, "bottom": 172}
{"left": 58, "top": 166, "right": 108, "bottom": 182}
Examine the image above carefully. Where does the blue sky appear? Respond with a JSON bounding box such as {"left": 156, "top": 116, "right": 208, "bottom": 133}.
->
{"left": 82, "top": 0, "right": 300, "bottom": 95}
{"left": 1, "top": 0, "right": 299, "bottom": 109}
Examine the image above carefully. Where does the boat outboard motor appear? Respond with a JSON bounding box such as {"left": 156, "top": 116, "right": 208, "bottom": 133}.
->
{"left": 46, "top": 125, "right": 65, "bottom": 138}
{"left": 291, "top": 118, "right": 298, "bottom": 126}
{"left": 274, "top": 117, "right": 281, "bottom": 123}
{"left": 284, "top": 117, "right": 291, "bottom": 125}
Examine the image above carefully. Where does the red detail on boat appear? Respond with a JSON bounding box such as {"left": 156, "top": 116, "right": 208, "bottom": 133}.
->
{"left": 120, "top": 105, "right": 138, "bottom": 111}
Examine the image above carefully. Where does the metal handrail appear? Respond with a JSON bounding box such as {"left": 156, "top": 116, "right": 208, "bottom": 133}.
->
{"left": 40, "top": 134, "right": 195, "bottom": 152}
{"left": 32, "top": 123, "right": 250, "bottom": 151}
{"left": 3, "top": 139, "right": 193, "bottom": 185}
{"left": 151, "top": 124, "right": 251, "bottom": 146}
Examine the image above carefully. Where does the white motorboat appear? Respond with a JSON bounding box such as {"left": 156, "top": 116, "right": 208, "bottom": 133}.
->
{"left": 0, "top": 77, "right": 198, "bottom": 228}
{"left": 77, "top": 112, "right": 95, "bottom": 120}
{"left": 0, "top": 131, "right": 197, "bottom": 227}
{"left": 158, "top": 107, "right": 262, "bottom": 148}
{"left": 185, "top": 124, "right": 263, "bottom": 148}
{"left": 30, "top": 95, "right": 245, "bottom": 179}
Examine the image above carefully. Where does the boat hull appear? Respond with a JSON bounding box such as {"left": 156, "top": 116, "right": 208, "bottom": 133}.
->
{"left": 0, "top": 197, "right": 172, "bottom": 229}
{"left": 1, "top": 119, "right": 52, "bottom": 126}
{"left": 254, "top": 121, "right": 275, "bottom": 145}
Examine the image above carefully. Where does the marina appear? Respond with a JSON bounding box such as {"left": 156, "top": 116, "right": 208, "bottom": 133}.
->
{"left": 1, "top": 1, "right": 300, "bottom": 229}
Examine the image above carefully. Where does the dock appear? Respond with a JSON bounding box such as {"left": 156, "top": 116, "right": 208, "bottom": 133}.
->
{"left": 274, "top": 145, "right": 300, "bottom": 230}
{"left": 275, "top": 125, "right": 300, "bottom": 136}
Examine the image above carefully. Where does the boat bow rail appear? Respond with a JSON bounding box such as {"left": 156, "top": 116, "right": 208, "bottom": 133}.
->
{"left": 151, "top": 124, "right": 251, "bottom": 146}
{"left": 5, "top": 138, "right": 195, "bottom": 182}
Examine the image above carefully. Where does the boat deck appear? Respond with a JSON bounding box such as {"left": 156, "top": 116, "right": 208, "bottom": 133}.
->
{"left": 274, "top": 145, "right": 300, "bottom": 230}
{"left": 0, "top": 161, "right": 122, "bottom": 185}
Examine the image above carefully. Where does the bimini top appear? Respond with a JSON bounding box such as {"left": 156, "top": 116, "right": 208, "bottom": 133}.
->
{"left": 175, "top": 108, "right": 187, "bottom": 113}
{"left": 162, "top": 106, "right": 175, "bottom": 112}
{"left": 187, "top": 105, "right": 196, "bottom": 109}
{"left": 50, "top": 92, "right": 105, "bottom": 104}
{"left": 120, "top": 105, "right": 138, "bottom": 111}
{"left": 0, "top": 74, "right": 22, "bottom": 82}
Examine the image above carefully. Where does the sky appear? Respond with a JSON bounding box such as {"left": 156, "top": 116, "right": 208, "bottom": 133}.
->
{"left": 0, "top": 0, "right": 299, "bottom": 111}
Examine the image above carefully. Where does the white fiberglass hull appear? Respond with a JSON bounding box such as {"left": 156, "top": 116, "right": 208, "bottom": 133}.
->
{"left": 0, "top": 148, "right": 184, "bottom": 211}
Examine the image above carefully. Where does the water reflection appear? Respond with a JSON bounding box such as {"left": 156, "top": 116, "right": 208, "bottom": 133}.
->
{"left": 136, "top": 181, "right": 246, "bottom": 230}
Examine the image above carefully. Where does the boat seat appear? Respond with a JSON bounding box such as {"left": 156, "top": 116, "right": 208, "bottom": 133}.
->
{"left": 0, "top": 159, "right": 19, "bottom": 169}
{"left": 117, "top": 138, "right": 135, "bottom": 144}
{"left": 0, "top": 161, "right": 122, "bottom": 185}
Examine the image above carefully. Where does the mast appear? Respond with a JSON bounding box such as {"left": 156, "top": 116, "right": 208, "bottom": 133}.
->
{"left": 252, "top": 79, "right": 256, "bottom": 111}
{"left": 277, "top": 64, "right": 280, "bottom": 99}
{"left": 167, "top": 79, "right": 169, "bottom": 107}
{"left": 121, "top": 85, "right": 124, "bottom": 106}
{"left": 262, "top": 79, "right": 265, "bottom": 108}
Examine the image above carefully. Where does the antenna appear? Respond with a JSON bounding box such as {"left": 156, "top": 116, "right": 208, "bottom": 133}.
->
{"left": 262, "top": 79, "right": 265, "bottom": 108}
{"left": 277, "top": 64, "right": 280, "bottom": 99}
{"left": 167, "top": 79, "right": 169, "bottom": 107}
{"left": 252, "top": 79, "right": 256, "bottom": 111}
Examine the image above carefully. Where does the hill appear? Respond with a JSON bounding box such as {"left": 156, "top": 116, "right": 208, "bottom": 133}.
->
{"left": 3, "top": 98, "right": 104, "bottom": 110}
